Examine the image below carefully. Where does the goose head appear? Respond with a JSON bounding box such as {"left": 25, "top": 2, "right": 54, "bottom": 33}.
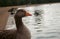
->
{"left": 15, "top": 9, "right": 32, "bottom": 18}
{"left": 8, "top": 8, "right": 17, "bottom": 15}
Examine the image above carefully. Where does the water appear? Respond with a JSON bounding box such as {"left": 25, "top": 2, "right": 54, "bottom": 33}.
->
{"left": 5, "top": 3, "right": 60, "bottom": 39}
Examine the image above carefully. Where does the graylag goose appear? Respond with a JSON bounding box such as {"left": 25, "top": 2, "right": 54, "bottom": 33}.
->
{"left": 0, "top": 8, "right": 31, "bottom": 39}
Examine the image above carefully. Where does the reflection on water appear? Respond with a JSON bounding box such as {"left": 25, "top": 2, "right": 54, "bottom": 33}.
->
{"left": 6, "top": 3, "right": 60, "bottom": 39}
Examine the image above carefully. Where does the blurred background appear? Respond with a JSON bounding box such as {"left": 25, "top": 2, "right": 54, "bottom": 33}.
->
{"left": 0, "top": 0, "right": 60, "bottom": 7}
{"left": 0, "top": 0, "right": 60, "bottom": 39}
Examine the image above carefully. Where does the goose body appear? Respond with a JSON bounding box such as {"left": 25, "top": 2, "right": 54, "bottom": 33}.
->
{"left": 0, "top": 8, "right": 31, "bottom": 39}
{"left": 0, "top": 30, "right": 16, "bottom": 39}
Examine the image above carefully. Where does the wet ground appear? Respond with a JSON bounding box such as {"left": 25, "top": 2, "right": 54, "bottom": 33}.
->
{"left": 5, "top": 3, "right": 60, "bottom": 39}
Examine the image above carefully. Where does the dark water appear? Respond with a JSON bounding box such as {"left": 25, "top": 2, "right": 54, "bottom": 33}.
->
{"left": 5, "top": 3, "right": 60, "bottom": 39}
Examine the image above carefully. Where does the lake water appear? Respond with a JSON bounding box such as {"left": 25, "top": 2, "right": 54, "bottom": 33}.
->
{"left": 5, "top": 3, "right": 60, "bottom": 39}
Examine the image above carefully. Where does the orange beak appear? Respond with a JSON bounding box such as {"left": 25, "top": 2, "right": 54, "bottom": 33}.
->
{"left": 25, "top": 12, "right": 32, "bottom": 16}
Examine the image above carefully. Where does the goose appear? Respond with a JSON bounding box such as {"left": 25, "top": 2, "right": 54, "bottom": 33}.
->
{"left": 0, "top": 8, "right": 31, "bottom": 39}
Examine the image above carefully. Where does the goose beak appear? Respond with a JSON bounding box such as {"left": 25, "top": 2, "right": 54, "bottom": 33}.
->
{"left": 25, "top": 12, "right": 32, "bottom": 16}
